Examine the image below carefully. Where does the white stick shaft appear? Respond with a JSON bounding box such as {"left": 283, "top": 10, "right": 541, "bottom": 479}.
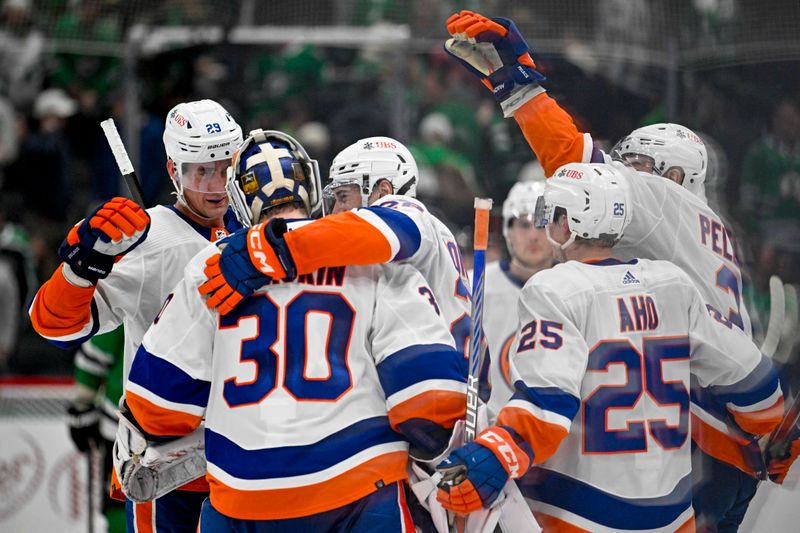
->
{"left": 101, "top": 118, "right": 135, "bottom": 176}
{"left": 761, "top": 275, "right": 785, "bottom": 359}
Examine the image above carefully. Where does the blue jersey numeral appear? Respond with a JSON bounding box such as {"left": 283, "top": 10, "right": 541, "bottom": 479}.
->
{"left": 715, "top": 265, "right": 744, "bottom": 330}
{"left": 221, "top": 292, "right": 354, "bottom": 407}
{"left": 583, "top": 337, "right": 689, "bottom": 453}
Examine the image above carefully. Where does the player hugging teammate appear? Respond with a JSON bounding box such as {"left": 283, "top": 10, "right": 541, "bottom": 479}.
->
{"left": 28, "top": 10, "right": 800, "bottom": 533}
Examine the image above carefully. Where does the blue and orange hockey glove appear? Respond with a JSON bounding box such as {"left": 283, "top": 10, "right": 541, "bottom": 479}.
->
{"left": 199, "top": 219, "right": 297, "bottom": 315}
{"left": 767, "top": 425, "right": 800, "bottom": 484}
{"left": 436, "top": 426, "right": 533, "bottom": 514}
{"left": 445, "top": 10, "right": 545, "bottom": 114}
{"left": 58, "top": 197, "right": 150, "bottom": 284}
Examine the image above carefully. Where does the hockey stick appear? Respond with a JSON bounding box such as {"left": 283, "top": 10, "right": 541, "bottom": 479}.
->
{"left": 444, "top": 198, "right": 492, "bottom": 533}
{"left": 444, "top": 199, "right": 540, "bottom": 533}
{"left": 87, "top": 441, "right": 96, "bottom": 533}
{"left": 775, "top": 283, "right": 800, "bottom": 364}
{"left": 465, "top": 197, "right": 492, "bottom": 442}
{"left": 760, "top": 275, "right": 785, "bottom": 359}
{"left": 100, "top": 118, "right": 148, "bottom": 208}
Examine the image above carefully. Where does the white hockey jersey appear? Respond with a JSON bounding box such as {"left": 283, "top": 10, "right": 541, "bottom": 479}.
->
{"left": 608, "top": 161, "right": 751, "bottom": 335}
{"left": 30, "top": 205, "right": 238, "bottom": 383}
{"left": 515, "top": 93, "right": 751, "bottom": 337}
{"left": 497, "top": 258, "right": 782, "bottom": 532}
{"left": 283, "top": 194, "right": 473, "bottom": 363}
{"left": 125, "top": 240, "right": 468, "bottom": 520}
{"left": 478, "top": 260, "right": 528, "bottom": 418}
{"left": 512, "top": 94, "right": 760, "bottom": 473}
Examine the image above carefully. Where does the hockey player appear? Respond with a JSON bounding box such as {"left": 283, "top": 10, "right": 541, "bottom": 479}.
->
{"left": 121, "top": 129, "right": 468, "bottom": 531}
{"left": 442, "top": 11, "right": 779, "bottom": 528}
{"left": 483, "top": 180, "right": 554, "bottom": 417}
{"left": 434, "top": 162, "right": 784, "bottom": 531}
{"left": 29, "top": 99, "right": 243, "bottom": 532}
{"left": 199, "top": 136, "right": 477, "bottom": 385}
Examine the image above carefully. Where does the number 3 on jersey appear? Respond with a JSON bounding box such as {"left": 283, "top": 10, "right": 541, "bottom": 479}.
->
{"left": 220, "top": 291, "right": 354, "bottom": 407}
{"left": 716, "top": 265, "right": 744, "bottom": 330}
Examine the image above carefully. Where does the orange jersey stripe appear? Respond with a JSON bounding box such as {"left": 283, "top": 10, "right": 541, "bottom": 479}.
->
{"left": 109, "top": 467, "right": 125, "bottom": 501}
{"left": 126, "top": 389, "right": 203, "bottom": 437}
{"left": 731, "top": 396, "right": 784, "bottom": 436}
{"left": 134, "top": 500, "right": 154, "bottom": 533}
{"left": 691, "top": 413, "right": 753, "bottom": 475}
{"left": 388, "top": 390, "right": 467, "bottom": 431}
{"left": 207, "top": 451, "right": 408, "bottom": 520}
{"left": 29, "top": 265, "right": 95, "bottom": 338}
{"left": 284, "top": 211, "right": 393, "bottom": 275}
{"left": 533, "top": 512, "right": 592, "bottom": 532}
{"left": 514, "top": 92, "right": 588, "bottom": 177}
{"left": 496, "top": 405, "right": 568, "bottom": 464}
{"left": 178, "top": 477, "right": 210, "bottom": 492}
{"left": 396, "top": 480, "right": 415, "bottom": 532}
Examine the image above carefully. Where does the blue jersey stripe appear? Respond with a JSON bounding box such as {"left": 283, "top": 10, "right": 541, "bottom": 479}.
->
{"left": 50, "top": 299, "right": 101, "bottom": 349}
{"left": 376, "top": 343, "right": 466, "bottom": 397}
{"left": 365, "top": 207, "right": 421, "bottom": 261}
{"left": 710, "top": 355, "right": 780, "bottom": 408}
{"left": 128, "top": 346, "right": 210, "bottom": 408}
{"left": 690, "top": 375, "right": 730, "bottom": 422}
{"left": 511, "top": 382, "right": 580, "bottom": 422}
{"left": 205, "top": 416, "right": 402, "bottom": 479}
{"left": 519, "top": 468, "right": 692, "bottom": 530}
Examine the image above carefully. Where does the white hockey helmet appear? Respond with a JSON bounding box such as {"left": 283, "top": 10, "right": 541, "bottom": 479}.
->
{"left": 226, "top": 129, "right": 322, "bottom": 227}
{"left": 163, "top": 99, "right": 243, "bottom": 201}
{"left": 534, "top": 163, "right": 632, "bottom": 250}
{"left": 610, "top": 123, "right": 707, "bottom": 201}
{"left": 324, "top": 136, "right": 418, "bottom": 209}
{"left": 502, "top": 179, "right": 546, "bottom": 250}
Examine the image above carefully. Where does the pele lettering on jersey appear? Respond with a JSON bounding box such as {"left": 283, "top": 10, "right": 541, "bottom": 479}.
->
{"left": 698, "top": 214, "right": 739, "bottom": 265}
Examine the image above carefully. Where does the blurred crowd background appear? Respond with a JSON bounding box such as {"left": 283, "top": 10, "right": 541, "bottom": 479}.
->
{"left": 0, "top": 0, "right": 799, "bottom": 375}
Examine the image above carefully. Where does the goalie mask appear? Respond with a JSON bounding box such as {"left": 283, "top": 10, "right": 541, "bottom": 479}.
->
{"left": 324, "top": 136, "right": 418, "bottom": 213}
{"left": 610, "top": 123, "right": 708, "bottom": 202}
{"left": 163, "top": 100, "right": 243, "bottom": 211}
{"left": 534, "top": 163, "right": 632, "bottom": 250}
{"left": 226, "top": 129, "right": 323, "bottom": 227}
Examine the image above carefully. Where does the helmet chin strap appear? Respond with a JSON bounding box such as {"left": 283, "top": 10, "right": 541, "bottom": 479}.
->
{"left": 546, "top": 223, "right": 577, "bottom": 251}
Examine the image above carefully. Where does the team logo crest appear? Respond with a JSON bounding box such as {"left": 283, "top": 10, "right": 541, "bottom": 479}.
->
{"left": 240, "top": 171, "right": 259, "bottom": 195}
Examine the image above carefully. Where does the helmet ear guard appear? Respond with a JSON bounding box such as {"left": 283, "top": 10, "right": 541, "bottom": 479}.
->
{"left": 226, "top": 129, "right": 323, "bottom": 227}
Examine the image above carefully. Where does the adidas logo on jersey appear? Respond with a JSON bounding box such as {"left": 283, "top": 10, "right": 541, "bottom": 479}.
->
{"left": 622, "top": 271, "right": 640, "bottom": 284}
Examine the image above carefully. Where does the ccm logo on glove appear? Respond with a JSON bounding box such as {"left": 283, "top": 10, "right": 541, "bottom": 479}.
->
{"left": 477, "top": 429, "right": 526, "bottom": 479}
{"left": 248, "top": 223, "right": 275, "bottom": 275}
